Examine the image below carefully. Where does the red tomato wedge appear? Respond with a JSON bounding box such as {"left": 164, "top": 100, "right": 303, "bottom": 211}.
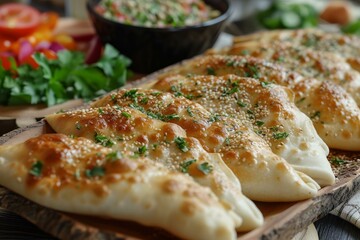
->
{"left": 0, "top": 3, "right": 41, "bottom": 37}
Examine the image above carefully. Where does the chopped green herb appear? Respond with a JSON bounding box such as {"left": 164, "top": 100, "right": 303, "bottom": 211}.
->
{"left": 270, "top": 126, "right": 279, "bottom": 132}
{"left": 296, "top": 97, "right": 306, "bottom": 104}
{"left": 121, "top": 111, "right": 131, "bottom": 118}
{"left": 222, "top": 86, "right": 239, "bottom": 96}
{"left": 185, "top": 94, "right": 202, "bottom": 100}
{"left": 330, "top": 157, "right": 345, "bottom": 165}
{"left": 241, "top": 50, "right": 250, "bottom": 55}
{"left": 255, "top": 120, "right": 265, "bottom": 127}
{"left": 170, "top": 85, "right": 183, "bottom": 97}
{"left": 237, "top": 100, "right": 247, "bottom": 107}
{"left": 273, "top": 132, "right": 289, "bottom": 140}
{"left": 124, "top": 89, "right": 139, "bottom": 99}
{"left": 111, "top": 94, "right": 117, "bottom": 102}
{"left": 75, "top": 122, "right": 82, "bottom": 130}
{"left": 174, "top": 137, "right": 189, "bottom": 152}
{"left": 94, "top": 132, "right": 114, "bottom": 147}
{"left": 179, "top": 159, "right": 197, "bottom": 173}
{"left": 261, "top": 81, "right": 271, "bottom": 87}
{"left": 151, "top": 91, "right": 161, "bottom": 96}
{"left": 246, "top": 109, "right": 254, "bottom": 115}
{"left": 226, "top": 60, "right": 235, "bottom": 66}
{"left": 85, "top": 166, "right": 105, "bottom": 178}
{"left": 207, "top": 67, "right": 216, "bottom": 75}
{"left": 186, "top": 107, "right": 194, "bottom": 117}
{"left": 209, "top": 113, "right": 221, "bottom": 122}
{"left": 106, "top": 151, "right": 122, "bottom": 162}
{"left": 129, "top": 103, "right": 145, "bottom": 113}
{"left": 245, "top": 64, "right": 260, "bottom": 79}
{"left": 225, "top": 137, "right": 230, "bottom": 146}
{"left": 29, "top": 161, "right": 43, "bottom": 177}
{"left": 140, "top": 97, "right": 148, "bottom": 104}
{"left": 137, "top": 145, "right": 148, "bottom": 156}
{"left": 197, "top": 162, "right": 213, "bottom": 175}
{"left": 310, "top": 111, "right": 321, "bottom": 119}
{"left": 98, "top": 108, "right": 104, "bottom": 114}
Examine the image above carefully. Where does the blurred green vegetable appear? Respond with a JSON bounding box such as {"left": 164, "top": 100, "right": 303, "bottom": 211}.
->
{"left": 0, "top": 44, "right": 131, "bottom": 106}
{"left": 341, "top": 19, "right": 360, "bottom": 35}
{"left": 257, "top": 0, "right": 318, "bottom": 29}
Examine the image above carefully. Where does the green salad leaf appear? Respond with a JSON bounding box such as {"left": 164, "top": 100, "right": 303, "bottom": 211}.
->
{"left": 0, "top": 44, "right": 131, "bottom": 106}
{"left": 257, "top": 0, "right": 318, "bottom": 30}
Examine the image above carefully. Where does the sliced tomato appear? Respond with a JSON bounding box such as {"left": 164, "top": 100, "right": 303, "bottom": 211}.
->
{"left": 0, "top": 3, "right": 41, "bottom": 37}
{"left": 21, "top": 54, "right": 38, "bottom": 69}
{"left": 38, "top": 12, "right": 59, "bottom": 31}
{"left": 0, "top": 55, "right": 13, "bottom": 70}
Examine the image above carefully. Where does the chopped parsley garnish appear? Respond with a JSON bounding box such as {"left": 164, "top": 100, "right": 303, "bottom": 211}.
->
{"left": 146, "top": 112, "right": 179, "bottom": 121}
{"left": 185, "top": 94, "right": 202, "bottom": 100}
{"left": 296, "top": 97, "right": 306, "bottom": 104}
{"left": 198, "top": 162, "right": 213, "bottom": 175}
{"left": 179, "top": 159, "right": 197, "bottom": 173}
{"left": 124, "top": 89, "right": 139, "bottom": 99}
{"left": 94, "top": 132, "right": 114, "bottom": 147}
{"left": 106, "top": 151, "right": 122, "bottom": 162}
{"left": 261, "top": 81, "right": 271, "bottom": 87}
{"left": 330, "top": 157, "right": 345, "bottom": 165}
{"left": 310, "top": 111, "right": 321, "bottom": 119}
{"left": 187, "top": 107, "right": 194, "bottom": 117}
{"left": 151, "top": 91, "right": 161, "bottom": 96}
{"left": 174, "top": 137, "right": 189, "bottom": 152}
{"left": 137, "top": 145, "right": 148, "bottom": 156}
{"left": 140, "top": 97, "right": 148, "bottom": 104}
{"left": 226, "top": 60, "right": 235, "bottom": 66}
{"left": 85, "top": 166, "right": 105, "bottom": 178}
{"left": 121, "top": 111, "right": 131, "bottom": 118}
{"left": 273, "top": 132, "right": 289, "bottom": 140}
{"left": 170, "top": 85, "right": 183, "bottom": 97}
{"left": 209, "top": 113, "right": 221, "bottom": 122}
{"left": 245, "top": 64, "right": 260, "bottom": 79}
{"left": 222, "top": 86, "right": 239, "bottom": 96}
{"left": 75, "top": 122, "right": 82, "bottom": 130}
{"left": 29, "top": 161, "right": 43, "bottom": 177}
{"left": 129, "top": 103, "right": 145, "bottom": 113}
{"left": 225, "top": 137, "right": 230, "bottom": 146}
{"left": 246, "top": 109, "right": 254, "bottom": 115}
{"left": 237, "top": 100, "right": 247, "bottom": 107}
{"left": 255, "top": 120, "right": 265, "bottom": 127}
{"left": 98, "top": 108, "right": 104, "bottom": 114}
{"left": 207, "top": 67, "right": 216, "bottom": 75}
{"left": 111, "top": 94, "right": 117, "bottom": 103}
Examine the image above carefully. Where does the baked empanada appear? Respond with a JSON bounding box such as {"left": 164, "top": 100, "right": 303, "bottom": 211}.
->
{"left": 151, "top": 74, "right": 334, "bottom": 187}
{"left": 233, "top": 29, "right": 360, "bottom": 71}
{"left": 46, "top": 106, "right": 263, "bottom": 231}
{"left": 158, "top": 54, "right": 360, "bottom": 151}
{"left": 92, "top": 89, "right": 320, "bottom": 202}
{"left": 222, "top": 42, "right": 360, "bottom": 106}
{"left": 0, "top": 134, "right": 240, "bottom": 240}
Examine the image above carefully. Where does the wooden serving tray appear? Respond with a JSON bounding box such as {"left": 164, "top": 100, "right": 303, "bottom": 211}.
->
{"left": 0, "top": 66, "right": 360, "bottom": 240}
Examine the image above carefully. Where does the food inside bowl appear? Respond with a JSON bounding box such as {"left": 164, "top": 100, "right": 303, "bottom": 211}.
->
{"left": 94, "top": 0, "right": 221, "bottom": 28}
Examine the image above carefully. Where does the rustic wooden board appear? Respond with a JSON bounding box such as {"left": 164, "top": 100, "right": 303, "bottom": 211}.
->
{"left": 0, "top": 68, "right": 360, "bottom": 239}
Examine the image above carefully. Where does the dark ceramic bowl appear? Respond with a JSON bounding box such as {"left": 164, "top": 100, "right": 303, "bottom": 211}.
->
{"left": 87, "top": 0, "right": 231, "bottom": 74}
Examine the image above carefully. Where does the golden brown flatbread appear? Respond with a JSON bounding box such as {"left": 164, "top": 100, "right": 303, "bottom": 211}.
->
{"left": 157, "top": 54, "right": 360, "bottom": 151}
{"left": 151, "top": 74, "right": 334, "bottom": 187}
{"left": 91, "top": 89, "right": 320, "bottom": 202}
{"left": 0, "top": 134, "right": 240, "bottom": 240}
{"left": 46, "top": 106, "right": 263, "bottom": 231}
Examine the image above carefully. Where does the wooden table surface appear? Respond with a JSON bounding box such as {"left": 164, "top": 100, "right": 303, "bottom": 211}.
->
{"left": 0, "top": 207, "right": 359, "bottom": 240}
